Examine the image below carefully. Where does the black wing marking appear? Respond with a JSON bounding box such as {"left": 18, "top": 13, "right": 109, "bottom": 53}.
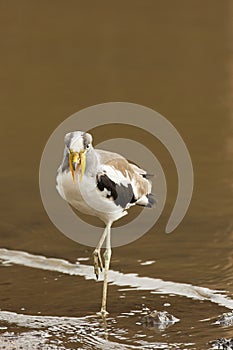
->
{"left": 96, "top": 174, "right": 136, "bottom": 209}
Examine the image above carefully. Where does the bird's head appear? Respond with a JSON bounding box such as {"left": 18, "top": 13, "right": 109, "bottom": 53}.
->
{"left": 64, "top": 131, "right": 93, "bottom": 182}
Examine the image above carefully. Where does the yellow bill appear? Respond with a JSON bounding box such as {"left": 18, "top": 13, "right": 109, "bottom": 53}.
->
{"left": 69, "top": 149, "right": 86, "bottom": 182}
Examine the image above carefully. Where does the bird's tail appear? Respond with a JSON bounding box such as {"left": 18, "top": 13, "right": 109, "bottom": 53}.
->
{"left": 136, "top": 193, "right": 157, "bottom": 208}
{"left": 146, "top": 193, "right": 157, "bottom": 208}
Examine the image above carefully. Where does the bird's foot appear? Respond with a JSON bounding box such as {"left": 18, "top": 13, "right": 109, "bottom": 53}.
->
{"left": 93, "top": 248, "right": 103, "bottom": 279}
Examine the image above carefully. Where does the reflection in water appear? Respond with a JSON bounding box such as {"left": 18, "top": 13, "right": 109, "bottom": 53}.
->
{"left": 0, "top": 310, "right": 195, "bottom": 350}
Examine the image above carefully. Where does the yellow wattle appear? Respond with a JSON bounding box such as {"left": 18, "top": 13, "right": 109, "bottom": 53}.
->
{"left": 80, "top": 152, "right": 86, "bottom": 182}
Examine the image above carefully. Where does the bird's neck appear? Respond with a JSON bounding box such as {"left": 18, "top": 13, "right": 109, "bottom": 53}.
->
{"left": 85, "top": 147, "right": 99, "bottom": 176}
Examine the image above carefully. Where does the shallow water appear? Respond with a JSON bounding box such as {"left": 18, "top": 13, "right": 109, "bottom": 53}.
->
{"left": 1, "top": 1, "right": 233, "bottom": 349}
{"left": 0, "top": 249, "right": 233, "bottom": 349}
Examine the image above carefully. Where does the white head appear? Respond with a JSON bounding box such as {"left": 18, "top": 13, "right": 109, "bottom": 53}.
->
{"left": 64, "top": 131, "right": 93, "bottom": 182}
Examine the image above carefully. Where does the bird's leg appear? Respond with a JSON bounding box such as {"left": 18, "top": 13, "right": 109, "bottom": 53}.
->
{"left": 93, "top": 226, "right": 108, "bottom": 279}
{"left": 101, "top": 223, "right": 112, "bottom": 316}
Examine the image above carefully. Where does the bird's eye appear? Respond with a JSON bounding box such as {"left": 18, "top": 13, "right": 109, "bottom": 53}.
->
{"left": 86, "top": 144, "right": 90, "bottom": 149}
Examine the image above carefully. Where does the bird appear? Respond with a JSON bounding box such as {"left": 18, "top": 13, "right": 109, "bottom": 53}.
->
{"left": 56, "top": 131, "right": 155, "bottom": 316}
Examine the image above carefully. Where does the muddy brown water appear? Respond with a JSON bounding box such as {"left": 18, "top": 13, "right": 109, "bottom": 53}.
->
{"left": 0, "top": 1, "right": 233, "bottom": 349}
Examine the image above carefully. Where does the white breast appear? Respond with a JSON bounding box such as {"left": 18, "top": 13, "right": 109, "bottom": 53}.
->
{"left": 56, "top": 169, "right": 127, "bottom": 223}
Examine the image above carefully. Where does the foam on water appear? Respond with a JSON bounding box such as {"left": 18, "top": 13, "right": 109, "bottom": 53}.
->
{"left": 0, "top": 248, "right": 233, "bottom": 309}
